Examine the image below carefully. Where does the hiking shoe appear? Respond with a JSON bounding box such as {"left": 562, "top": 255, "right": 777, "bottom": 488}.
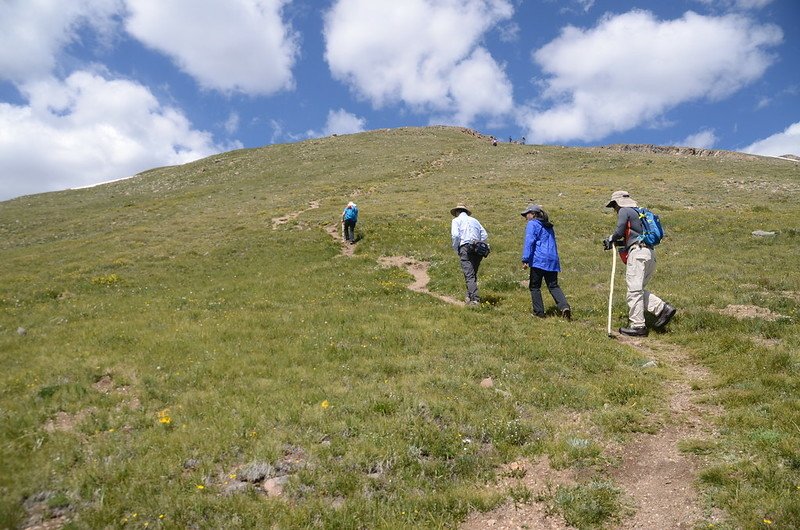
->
{"left": 654, "top": 304, "right": 676, "bottom": 328}
{"left": 619, "top": 326, "right": 648, "bottom": 337}
{"left": 561, "top": 308, "right": 572, "bottom": 321}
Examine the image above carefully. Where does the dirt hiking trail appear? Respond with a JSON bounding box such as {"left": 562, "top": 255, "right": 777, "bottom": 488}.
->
{"left": 462, "top": 335, "right": 721, "bottom": 529}
{"left": 324, "top": 223, "right": 357, "bottom": 257}
{"left": 271, "top": 200, "right": 320, "bottom": 229}
{"left": 609, "top": 335, "right": 721, "bottom": 528}
{"left": 377, "top": 256, "right": 465, "bottom": 306}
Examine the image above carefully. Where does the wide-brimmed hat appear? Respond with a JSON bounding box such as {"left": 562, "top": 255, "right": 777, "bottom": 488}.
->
{"left": 605, "top": 190, "right": 637, "bottom": 208}
{"left": 450, "top": 203, "right": 471, "bottom": 216}
{"left": 520, "top": 203, "right": 543, "bottom": 217}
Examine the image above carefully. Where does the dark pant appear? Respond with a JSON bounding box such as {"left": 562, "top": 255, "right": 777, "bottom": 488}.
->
{"left": 529, "top": 267, "right": 569, "bottom": 316}
{"left": 458, "top": 245, "right": 483, "bottom": 302}
{"left": 343, "top": 220, "right": 356, "bottom": 241}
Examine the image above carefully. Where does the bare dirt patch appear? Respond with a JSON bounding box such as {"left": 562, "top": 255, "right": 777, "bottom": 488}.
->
{"left": 92, "top": 374, "right": 114, "bottom": 394}
{"left": 460, "top": 458, "right": 574, "bottom": 530}
{"left": 271, "top": 200, "right": 320, "bottom": 230}
{"left": 43, "top": 408, "right": 96, "bottom": 433}
{"left": 717, "top": 304, "right": 786, "bottom": 321}
{"left": 377, "top": 256, "right": 464, "bottom": 306}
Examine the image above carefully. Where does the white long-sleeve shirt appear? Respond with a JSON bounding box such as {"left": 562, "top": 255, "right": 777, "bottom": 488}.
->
{"left": 451, "top": 212, "right": 488, "bottom": 251}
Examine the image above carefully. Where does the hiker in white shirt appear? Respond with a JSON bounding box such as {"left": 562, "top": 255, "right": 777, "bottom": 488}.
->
{"left": 450, "top": 203, "right": 488, "bottom": 305}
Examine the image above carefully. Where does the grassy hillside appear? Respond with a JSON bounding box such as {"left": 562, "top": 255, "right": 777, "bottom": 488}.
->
{"left": 1, "top": 126, "right": 798, "bottom": 529}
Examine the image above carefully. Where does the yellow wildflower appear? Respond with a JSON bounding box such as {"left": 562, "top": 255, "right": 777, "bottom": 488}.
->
{"left": 321, "top": 400, "right": 330, "bottom": 409}
{"left": 157, "top": 409, "right": 172, "bottom": 424}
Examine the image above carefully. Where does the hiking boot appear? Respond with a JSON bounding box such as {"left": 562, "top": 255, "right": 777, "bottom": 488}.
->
{"left": 561, "top": 308, "right": 572, "bottom": 321}
{"left": 619, "top": 326, "right": 648, "bottom": 337}
{"left": 654, "top": 304, "right": 676, "bottom": 328}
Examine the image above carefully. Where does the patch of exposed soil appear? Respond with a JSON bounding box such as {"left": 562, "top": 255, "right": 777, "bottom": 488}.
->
{"left": 43, "top": 408, "right": 96, "bottom": 433}
{"left": 460, "top": 458, "right": 574, "bottom": 530}
{"left": 377, "top": 256, "right": 464, "bottom": 306}
{"left": 92, "top": 374, "right": 114, "bottom": 394}
{"left": 271, "top": 200, "right": 320, "bottom": 229}
{"left": 718, "top": 304, "right": 786, "bottom": 321}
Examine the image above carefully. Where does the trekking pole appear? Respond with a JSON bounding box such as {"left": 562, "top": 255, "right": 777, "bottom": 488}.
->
{"left": 607, "top": 248, "right": 617, "bottom": 337}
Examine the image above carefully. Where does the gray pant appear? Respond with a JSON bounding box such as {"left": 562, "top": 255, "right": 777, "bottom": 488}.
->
{"left": 458, "top": 245, "right": 483, "bottom": 302}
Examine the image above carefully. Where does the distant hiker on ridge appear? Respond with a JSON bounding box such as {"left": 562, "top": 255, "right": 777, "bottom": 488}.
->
{"left": 450, "top": 203, "right": 489, "bottom": 306}
{"left": 603, "top": 191, "right": 676, "bottom": 336}
{"left": 342, "top": 201, "right": 358, "bottom": 244}
{"left": 520, "top": 204, "right": 571, "bottom": 320}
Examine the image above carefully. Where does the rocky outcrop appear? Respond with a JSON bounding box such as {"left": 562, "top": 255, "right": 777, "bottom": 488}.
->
{"left": 600, "top": 144, "right": 760, "bottom": 161}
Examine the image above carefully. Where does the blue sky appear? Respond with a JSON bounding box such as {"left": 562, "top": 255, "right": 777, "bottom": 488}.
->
{"left": 1, "top": 0, "right": 798, "bottom": 201}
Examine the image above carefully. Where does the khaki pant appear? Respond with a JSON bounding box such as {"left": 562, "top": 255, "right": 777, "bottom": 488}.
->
{"left": 625, "top": 246, "right": 666, "bottom": 328}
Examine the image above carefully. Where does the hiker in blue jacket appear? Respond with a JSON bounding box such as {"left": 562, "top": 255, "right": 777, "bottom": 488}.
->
{"left": 521, "top": 204, "right": 571, "bottom": 320}
{"left": 342, "top": 201, "right": 358, "bottom": 243}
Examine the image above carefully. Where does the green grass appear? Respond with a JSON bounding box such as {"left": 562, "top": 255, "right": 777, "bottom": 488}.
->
{"left": 542, "top": 480, "right": 627, "bottom": 528}
{"left": 1, "top": 126, "right": 799, "bottom": 528}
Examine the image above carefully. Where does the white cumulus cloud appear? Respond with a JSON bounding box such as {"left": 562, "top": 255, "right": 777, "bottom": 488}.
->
{"left": 742, "top": 122, "right": 800, "bottom": 156}
{"left": 322, "top": 108, "right": 366, "bottom": 136}
{"left": 124, "top": 0, "right": 299, "bottom": 95}
{"left": 323, "top": 0, "right": 514, "bottom": 126}
{"left": 0, "top": 0, "right": 123, "bottom": 83}
{"left": 520, "top": 10, "right": 782, "bottom": 143}
{"left": 0, "top": 71, "right": 237, "bottom": 200}
{"left": 680, "top": 129, "right": 718, "bottom": 149}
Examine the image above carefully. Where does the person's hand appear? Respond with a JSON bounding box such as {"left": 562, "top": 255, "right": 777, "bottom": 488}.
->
{"left": 602, "top": 237, "right": 614, "bottom": 251}
{"left": 522, "top": 263, "right": 529, "bottom": 270}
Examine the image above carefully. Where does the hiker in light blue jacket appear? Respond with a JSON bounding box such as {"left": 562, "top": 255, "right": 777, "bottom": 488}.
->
{"left": 342, "top": 201, "right": 358, "bottom": 243}
{"left": 521, "top": 204, "right": 571, "bottom": 320}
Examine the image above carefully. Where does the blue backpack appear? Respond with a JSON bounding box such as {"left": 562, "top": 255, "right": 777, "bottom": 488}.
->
{"left": 344, "top": 206, "right": 358, "bottom": 221}
{"left": 635, "top": 207, "right": 664, "bottom": 246}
